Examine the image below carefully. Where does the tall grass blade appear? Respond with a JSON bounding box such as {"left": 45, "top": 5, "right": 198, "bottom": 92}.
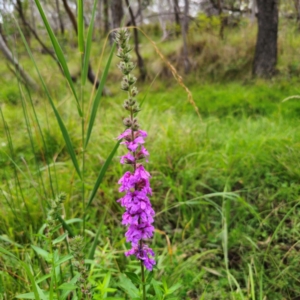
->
{"left": 87, "top": 209, "right": 107, "bottom": 262}
{"left": 84, "top": 43, "right": 116, "bottom": 148}
{"left": 20, "top": 263, "right": 42, "bottom": 300}
{"left": 33, "top": 0, "right": 81, "bottom": 116}
{"left": 82, "top": 0, "right": 98, "bottom": 85}
{"left": 25, "top": 87, "right": 56, "bottom": 197}
{"left": 77, "top": 0, "right": 84, "bottom": 55}
{"left": 0, "top": 107, "right": 33, "bottom": 225}
{"left": 16, "top": 22, "right": 82, "bottom": 180}
{"left": 57, "top": 215, "right": 75, "bottom": 238}
{"left": 86, "top": 140, "right": 120, "bottom": 209}
{"left": 248, "top": 263, "right": 255, "bottom": 300}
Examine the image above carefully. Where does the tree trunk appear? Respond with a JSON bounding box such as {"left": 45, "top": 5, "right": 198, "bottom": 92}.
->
{"left": 173, "top": 0, "right": 181, "bottom": 36}
{"left": 0, "top": 33, "right": 37, "bottom": 89}
{"left": 111, "top": 0, "right": 123, "bottom": 29}
{"left": 96, "top": 0, "right": 102, "bottom": 37}
{"left": 138, "top": 0, "right": 143, "bottom": 24}
{"left": 125, "top": 0, "right": 147, "bottom": 81}
{"left": 182, "top": 0, "right": 190, "bottom": 74}
{"left": 217, "top": 0, "right": 225, "bottom": 39}
{"left": 16, "top": 0, "right": 31, "bottom": 43}
{"left": 103, "top": 0, "right": 109, "bottom": 35}
{"left": 55, "top": 0, "right": 64, "bottom": 35}
{"left": 30, "top": 0, "right": 36, "bottom": 32}
{"left": 253, "top": 0, "right": 278, "bottom": 78}
{"left": 293, "top": 0, "right": 300, "bottom": 28}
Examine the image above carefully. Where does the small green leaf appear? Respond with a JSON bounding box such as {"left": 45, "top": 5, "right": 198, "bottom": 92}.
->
{"left": 65, "top": 218, "right": 83, "bottom": 224}
{"left": 57, "top": 215, "right": 75, "bottom": 238}
{"left": 60, "top": 274, "right": 80, "bottom": 299}
{"left": 20, "top": 262, "right": 47, "bottom": 300}
{"left": 58, "top": 283, "right": 78, "bottom": 290}
{"left": 166, "top": 282, "right": 182, "bottom": 295}
{"left": 118, "top": 274, "right": 140, "bottom": 298}
{"left": 52, "top": 232, "right": 68, "bottom": 245}
{"left": 55, "top": 254, "right": 73, "bottom": 266}
{"left": 125, "top": 272, "right": 141, "bottom": 285}
{"left": 145, "top": 272, "right": 154, "bottom": 285}
{"left": 15, "top": 292, "right": 36, "bottom": 299}
{"left": 0, "top": 246, "right": 18, "bottom": 259}
{"left": 36, "top": 274, "right": 51, "bottom": 284}
{"left": 31, "top": 245, "right": 50, "bottom": 260}
{"left": 152, "top": 279, "right": 163, "bottom": 297}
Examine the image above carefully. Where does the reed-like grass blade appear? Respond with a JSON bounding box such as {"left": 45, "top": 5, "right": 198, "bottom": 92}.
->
{"left": 16, "top": 22, "right": 82, "bottom": 180}
{"left": 77, "top": 0, "right": 84, "bottom": 55}
{"left": 86, "top": 140, "right": 120, "bottom": 209}
{"left": 87, "top": 209, "right": 107, "bottom": 262}
{"left": 20, "top": 263, "right": 42, "bottom": 300}
{"left": 82, "top": 0, "right": 98, "bottom": 85}
{"left": 33, "top": 0, "right": 82, "bottom": 116}
{"left": 84, "top": 43, "right": 116, "bottom": 148}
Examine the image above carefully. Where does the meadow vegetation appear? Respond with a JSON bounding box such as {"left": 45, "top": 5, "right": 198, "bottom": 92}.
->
{"left": 1, "top": 16, "right": 300, "bottom": 299}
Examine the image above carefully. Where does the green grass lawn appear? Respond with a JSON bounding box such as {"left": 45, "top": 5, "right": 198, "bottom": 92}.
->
{"left": 1, "top": 76, "right": 300, "bottom": 298}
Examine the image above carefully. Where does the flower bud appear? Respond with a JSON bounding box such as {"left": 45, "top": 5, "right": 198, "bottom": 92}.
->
{"left": 128, "top": 74, "right": 137, "bottom": 85}
{"left": 128, "top": 97, "right": 136, "bottom": 106}
{"left": 131, "top": 86, "right": 138, "bottom": 97}
{"left": 132, "top": 105, "right": 141, "bottom": 113}
{"left": 123, "top": 117, "right": 132, "bottom": 127}
{"left": 121, "top": 79, "right": 129, "bottom": 91}
{"left": 131, "top": 122, "right": 140, "bottom": 131}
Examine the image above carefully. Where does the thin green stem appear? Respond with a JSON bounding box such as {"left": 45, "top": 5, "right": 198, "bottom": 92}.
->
{"left": 80, "top": 54, "right": 86, "bottom": 242}
{"left": 49, "top": 234, "right": 60, "bottom": 299}
{"left": 141, "top": 259, "right": 146, "bottom": 300}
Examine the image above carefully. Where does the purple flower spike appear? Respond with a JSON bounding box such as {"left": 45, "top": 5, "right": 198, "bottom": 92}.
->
{"left": 115, "top": 28, "right": 155, "bottom": 271}
{"left": 117, "top": 131, "right": 156, "bottom": 269}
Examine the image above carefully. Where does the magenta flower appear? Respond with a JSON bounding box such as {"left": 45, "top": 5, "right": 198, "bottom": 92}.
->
{"left": 120, "top": 153, "right": 135, "bottom": 164}
{"left": 125, "top": 244, "right": 155, "bottom": 271}
{"left": 115, "top": 28, "right": 155, "bottom": 271}
{"left": 117, "top": 130, "right": 156, "bottom": 270}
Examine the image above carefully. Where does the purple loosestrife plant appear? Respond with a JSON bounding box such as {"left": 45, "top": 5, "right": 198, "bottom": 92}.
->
{"left": 115, "top": 29, "right": 156, "bottom": 273}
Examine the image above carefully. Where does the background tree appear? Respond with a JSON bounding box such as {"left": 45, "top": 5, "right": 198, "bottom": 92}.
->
{"left": 0, "top": 32, "right": 37, "bottom": 88}
{"left": 125, "top": 0, "right": 147, "bottom": 81}
{"left": 55, "top": 0, "right": 64, "bottom": 35}
{"left": 182, "top": 0, "right": 190, "bottom": 73}
{"left": 253, "top": 0, "right": 279, "bottom": 77}
{"left": 111, "top": 0, "right": 124, "bottom": 29}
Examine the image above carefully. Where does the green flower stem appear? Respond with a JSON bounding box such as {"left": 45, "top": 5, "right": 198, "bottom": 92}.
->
{"left": 141, "top": 259, "right": 146, "bottom": 300}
